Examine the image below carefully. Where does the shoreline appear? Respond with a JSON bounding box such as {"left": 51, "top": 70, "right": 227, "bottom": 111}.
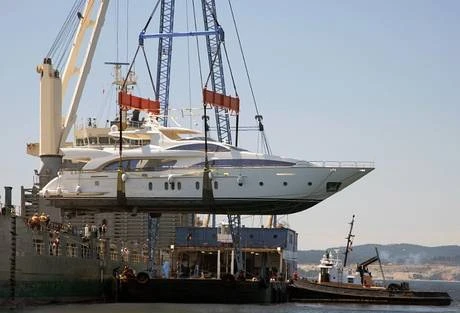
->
{"left": 298, "top": 263, "right": 460, "bottom": 282}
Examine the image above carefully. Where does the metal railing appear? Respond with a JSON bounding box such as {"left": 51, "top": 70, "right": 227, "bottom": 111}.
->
{"left": 305, "top": 161, "right": 375, "bottom": 168}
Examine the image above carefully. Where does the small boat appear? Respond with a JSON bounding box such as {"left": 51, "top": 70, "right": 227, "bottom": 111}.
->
{"left": 288, "top": 216, "right": 453, "bottom": 306}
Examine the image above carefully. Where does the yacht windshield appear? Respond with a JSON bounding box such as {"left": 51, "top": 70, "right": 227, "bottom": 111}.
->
{"left": 103, "top": 159, "right": 177, "bottom": 171}
{"left": 191, "top": 159, "right": 295, "bottom": 168}
{"left": 167, "top": 143, "right": 230, "bottom": 152}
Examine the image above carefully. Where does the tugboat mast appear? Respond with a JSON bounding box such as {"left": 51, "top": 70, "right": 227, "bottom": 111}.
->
{"left": 343, "top": 214, "right": 355, "bottom": 267}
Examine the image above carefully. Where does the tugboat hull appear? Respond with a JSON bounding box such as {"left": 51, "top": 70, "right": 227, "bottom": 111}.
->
{"left": 288, "top": 280, "right": 452, "bottom": 306}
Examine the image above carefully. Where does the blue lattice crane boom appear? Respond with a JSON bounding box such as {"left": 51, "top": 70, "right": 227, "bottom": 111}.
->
{"left": 138, "top": 0, "right": 244, "bottom": 277}
{"left": 147, "top": 0, "right": 175, "bottom": 274}
{"left": 201, "top": 0, "right": 232, "bottom": 145}
{"left": 201, "top": 0, "right": 244, "bottom": 276}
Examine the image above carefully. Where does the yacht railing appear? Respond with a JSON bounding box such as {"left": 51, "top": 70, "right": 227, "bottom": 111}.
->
{"left": 307, "top": 161, "right": 375, "bottom": 168}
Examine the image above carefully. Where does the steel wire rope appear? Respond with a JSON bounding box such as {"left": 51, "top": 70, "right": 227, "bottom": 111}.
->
{"left": 96, "top": 81, "right": 116, "bottom": 127}
{"left": 141, "top": 46, "right": 157, "bottom": 97}
{"left": 192, "top": 0, "right": 204, "bottom": 88}
{"left": 227, "top": 0, "right": 271, "bottom": 155}
{"left": 55, "top": 11, "right": 80, "bottom": 71}
{"left": 46, "top": 0, "right": 82, "bottom": 58}
{"left": 186, "top": 0, "right": 192, "bottom": 128}
{"left": 56, "top": 1, "right": 86, "bottom": 71}
{"left": 221, "top": 43, "right": 238, "bottom": 98}
{"left": 120, "top": 0, "right": 161, "bottom": 92}
{"left": 227, "top": 0, "right": 258, "bottom": 115}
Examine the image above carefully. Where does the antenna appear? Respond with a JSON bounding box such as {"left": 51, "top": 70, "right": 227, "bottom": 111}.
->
{"left": 343, "top": 214, "right": 355, "bottom": 267}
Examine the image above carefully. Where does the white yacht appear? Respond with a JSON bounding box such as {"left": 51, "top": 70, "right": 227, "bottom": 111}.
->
{"left": 40, "top": 119, "right": 374, "bottom": 215}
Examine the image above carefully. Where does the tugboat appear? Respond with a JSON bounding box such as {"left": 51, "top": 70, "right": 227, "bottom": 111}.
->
{"left": 288, "top": 215, "right": 453, "bottom": 306}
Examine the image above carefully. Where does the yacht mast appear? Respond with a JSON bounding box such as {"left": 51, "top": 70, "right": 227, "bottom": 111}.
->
{"left": 343, "top": 214, "right": 355, "bottom": 267}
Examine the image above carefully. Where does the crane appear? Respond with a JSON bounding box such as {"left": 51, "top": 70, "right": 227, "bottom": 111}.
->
{"left": 37, "top": 0, "right": 109, "bottom": 188}
{"left": 138, "top": 0, "right": 245, "bottom": 276}
{"left": 200, "top": 0, "right": 245, "bottom": 277}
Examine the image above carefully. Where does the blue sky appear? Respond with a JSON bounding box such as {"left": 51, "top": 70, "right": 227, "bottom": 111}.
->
{"left": 0, "top": 0, "right": 459, "bottom": 249}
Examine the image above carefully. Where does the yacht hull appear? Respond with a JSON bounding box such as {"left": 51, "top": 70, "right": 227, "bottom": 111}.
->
{"left": 46, "top": 197, "right": 322, "bottom": 215}
{"left": 41, "top": 165, "right": 373, "bottom": 215}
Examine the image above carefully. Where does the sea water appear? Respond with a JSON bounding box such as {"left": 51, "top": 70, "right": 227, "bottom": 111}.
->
{"left": 3, "top": 280, "right": 460, "bottom": 313}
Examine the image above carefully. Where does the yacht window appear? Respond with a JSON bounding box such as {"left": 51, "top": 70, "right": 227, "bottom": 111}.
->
{"left": 103, "top": 159, "right": 140, "bottom": 171}
{"left": 148, "top": 182, "right": 153, "bottom": 191}
{"left": 170, "top": 182, "right": 175, "bottom": 190}
{"left": 61, "top": 159, "right": 87, "bottom": 171}
{"left": 136, "top": 159, "right": 177, "bottom": 171}
{"left": 76, "top": 139, "right": 84, "bottom": 146}
{"left": 89, "top": 137, "right": 97, "bottom": 145}
{"left": 283, "top": 181, "right": 288, "bottom": 186}
{"left": 164, "top": 182, "right": 169, "bottom": 190}
{"left": 177, "top": 182, "right": 182, "bottom": 190}
{"left": 326, "top": 182, "right": 342, "bottom": 192}
{"left": 214, "top": 181, "right": 218, "bottom": 189}
{"left": 191, "top": 159, "right": 295, "bottom": 168}
{"left": 104, "top": 159, "right": 178, "bottom": 171}
{"left": 168, "top": 143, "right": 230, "bottom": 152}
{"left": 195, "top": 181, "right": 200, "bottom": 190}
{"left": 259, "top": 181, "right": 264, "bottom": 186}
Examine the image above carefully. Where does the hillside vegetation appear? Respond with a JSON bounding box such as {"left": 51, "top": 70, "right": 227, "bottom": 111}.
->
{"left": 297, "top": 244, "right": 460, "bottom": 265}
{"left": 297, "top": 244, "right": 460, "bottom": 281}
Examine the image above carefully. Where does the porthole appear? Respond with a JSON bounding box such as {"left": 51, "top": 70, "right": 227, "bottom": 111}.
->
{"left": 283, "top": 181, "right": 288, "bottom": 186}
{"left": 308, "top": 181, "right": 312, "bottom": 186}
{"left": 195, "top": 181, "right": 200, "bottom": 190}
{"left": 164, "top": 182, "right": 169, "bottom": 190}
{"left": 177, "top": 182, "right": 182, "bottom": 190}
{"left": 171, "top": 182, "right": 175, "bottom": 190}
{"left": 259, "top": 181, "right": 264, "bottom": 186}
{"left": 273, "top": 234, "right": 278, "bottom": 239}
{"left": 148, "top": 182, "right": 153, "bottom": 191}
{"left": 214, "top": 181, "right": 218, "bottom": 189}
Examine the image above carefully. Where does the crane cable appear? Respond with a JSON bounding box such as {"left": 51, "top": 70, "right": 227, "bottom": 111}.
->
{"left": 120, "top": 0, "right": 161, "bottom": 92}
{"left": 227, "top": 0, "right": 271, "bottom": 155}
{"left": 47, "top": 0, "right": 86, "bottom": 72}
{"left": 227, "top": 0, "right": 258, "bottom": 115}
{"left": 192, "top": 0, "right": 205, "bottom": 90}
{"left": 46, "top": 0, "right": 83, "bottom": 57}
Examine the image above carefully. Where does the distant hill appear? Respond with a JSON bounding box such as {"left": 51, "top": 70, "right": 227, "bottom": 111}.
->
{"left": 297, "top": 244, "right": 460, "bottom": 265}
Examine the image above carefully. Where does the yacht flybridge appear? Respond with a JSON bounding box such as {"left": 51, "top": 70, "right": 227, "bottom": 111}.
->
{"left": 40, "top": 118, "right": 374, "bottom": 215}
